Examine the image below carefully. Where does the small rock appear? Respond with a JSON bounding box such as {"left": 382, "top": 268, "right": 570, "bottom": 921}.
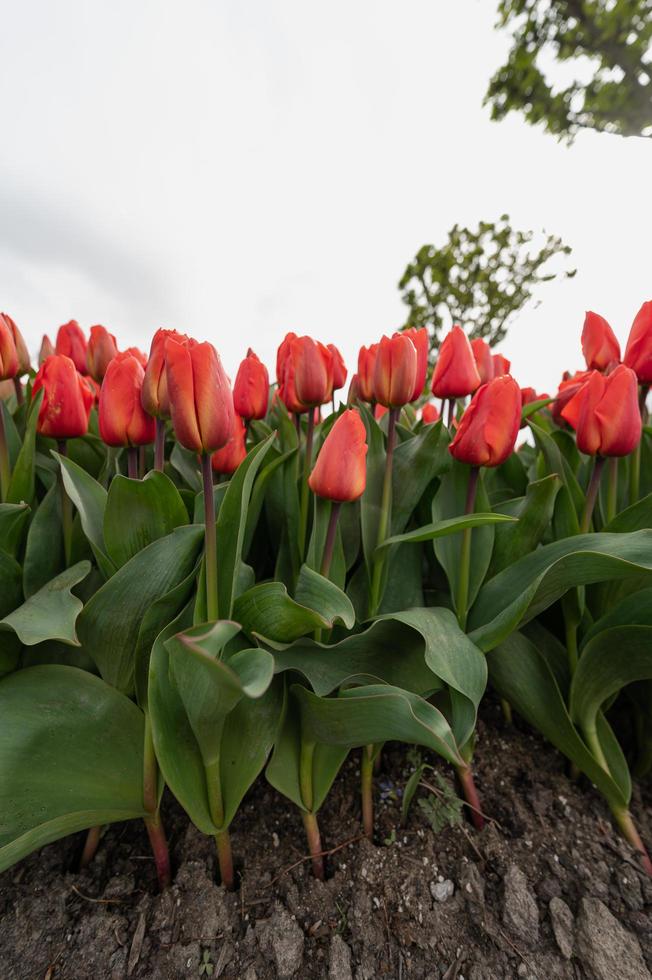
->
{"left": 618, "top": 870, "right": 645, "bottom": 912}
{"left": 430, "top": 879, "right": 455, "bottom": 903}
{"left": 103, "top": 874, "right": 136, "bottom": 899}
{"left": 502, "top": 864, "right": 539, "bottom": 947}
{"left": 549, "top": 897, "right": 574, "bottom": 960}
{"left": 329, "top": 934, "right": 353, "bottom": 980}
{"left": 576, "top": 897, "right": 651, "bottom": 980}
{"left": 256, "top": 904, "right": 304, "bottom": 978}
{"left": 459, "top": 863, "right": 485, "bottom": 908}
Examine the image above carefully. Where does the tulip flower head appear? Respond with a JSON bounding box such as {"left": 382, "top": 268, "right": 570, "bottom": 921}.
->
{"left": 327, "top": 343, "right": 348, "bottom": 392}
{"left": 308, "top": 409, "right": 368, "bottom": 502}
{"left": 400, "top": 327, "right": 429, "bottom": 402}
{"left": 357, "top": 344, "right": 379, "bottom": 403}
{"left": 431, "top": 326, "right": 480, "bottom": 399}
{"left": 87, "top": 325, "right": 119, "bottom": 382}
{"left": 291, "top": 336, "right": 333, "bottom": 408}
{"left": 165, "top": 336, "right": 234, "bottom": 454}
{"left": 492, "top": 353, "right": 511, "bottom": 377}
{"left": 624, "top": 301, "right": 652, "bottom": 384}
{"left": 561, "top": 365, "right": 641, "bottom": 457}
{"left": 211, "top": 414, "right": 247, "bottom": 476}
{"left": 421, "top": 402, "right": 440, "bottom": 424}
{"left": 55, "top": 320, "right": 88, "bottom": 374}
{"left": 99, "top": 351, "right": 156, "bottom": 447}
{"left": 276, "top": 331, "right": 298, "bottom": 385}
{"left": 0, "top": 316, "right": 19, "bottom": 381}
{"left": 470, "top": 338, "right": 494, "bottom": 386}
{"left": 142, "top": 328, "right": 188, "bottom": 420}
{"left": 1, "top": 314, "right": 30, "bottom": 376}
{"left": 32, "top": 355, "right": 94, "bottom": 439}
{"left": 373, "top": 334, "right": 417, "bottom": 408}
{"left": 233, "top": 349, "right": 270, "bottom": 420}
{"left": 581, "top": 311, "right": 621, "bottom": 371}
{"left": 38, "top": 334, "right": 55, "bottom": 366}
{"left": 449, "top": 375, "right": 521, "bottom": 468}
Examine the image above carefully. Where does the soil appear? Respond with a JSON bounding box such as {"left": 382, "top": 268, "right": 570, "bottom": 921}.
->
{"left": 1, "top": 698, "right": 651, "bottom": 980}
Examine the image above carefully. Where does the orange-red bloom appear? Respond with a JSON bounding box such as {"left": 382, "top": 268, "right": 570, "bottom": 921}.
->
{"left": 211, "top": 414, "right": 247, "bottom": 476}
{"left": 561, "top": 365, "right": 641, "bottom": 457}
{"left": 165, "top": 336, "right": 234, "bottom": 453}
{"left": 234, "top": 349, "right": 270, "bottom": 420}
{"left": 32, "top": 355, "right": 94, "bottom": 439}
{"left": 327, "top": 343, "right": 348, "bottom": 392}
{"left": 308, "top": 409, "right": 368, "bottom": 502}
{"left": 38, "top": 334, "right": 55, "bottom": 365}
{"left": 357, "top": 344, "right": 378, "bottom": 402}
{"left": 99, "top": 351, "right": 156, "bottom": 447}
{"left": 492, "top": 353, "right": 511, "bottom": 377}
{"left": 142, "top": 328, "right": 187, "bottom": 419}
{"left": 551, "top": 369, "right": 591, "bottom": 425}
{"left": 276, "top": 332, "right": 297, "bottom": 385}
{"left": 55, "top": 320, "right": 88, "bottom": 374}
{"left": 449, "top": 375, "right": 521, "bottom": 468}
{"left": 421, "top": 402, "right": 440, "bottom": 424}
{"left": 86, "top": 325, "right": 119, "bottom": 381}
{"left": 581, "top": 311, "right": 620, "bottom": 371}
{"left": 431, "top": 326, "right": 480, "bottom": 398}
{"left": 0, "top": 316, "right": 19, "bottom": 381}
{"left": 1, "top": 313, "right": 30, "bottom": 376}
{"left": 373, "top": 334, "right": 417, "bottom": 408}
{"left": 470, "top": 338, "right": 494, "bottom": 386}
{"left": 401, "top": 327, "right": 429, "bottom": 401}
{"left": 292, "top": 336, "right": 333, "bottom": 407}
{"left": 624, "top": 301, "right": 652, "bottom": 384}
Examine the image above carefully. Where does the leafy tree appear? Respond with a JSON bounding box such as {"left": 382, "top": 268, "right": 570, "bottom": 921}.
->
{"left": 398, "top": 215, "right": 575, "bottom": 349}
{"left": 485, "top": 0, "right": 652, "bottom": 141}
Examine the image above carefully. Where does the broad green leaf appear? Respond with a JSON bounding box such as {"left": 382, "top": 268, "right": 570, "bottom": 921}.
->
{"left": 529, "top": 419, "right": 584, "bottom": 517}
{"left": 391, "top": 419, "right": 451, "bottom": 535}
{"left": 7, "top": 390, "right": 42, "bottom": 505}
{"left": 77, "top": 525, "right": 203, "bottom": 694}
{"left": 294, "top": 564, "right": 355, "bottom": 629}
{"left": 0, "top": 552, "right": 23, "bottom": 617}
{"left": 0, "top": 502, "right": 30, "bottom": 557}
{"left": 104, "top": 471, "right": 188, "bottom": 568}
{"left": 1, "top": 561, "right": 89, "bottom": 646}
{"left": 379, "top": 513, "right": 515, "bottom": 549}
{"left": 378, "top": 541, "right": 423, "bottom": 614}
{"left": 0, "top": 665, "right": 146, "bottom": 872}
{"left": 22, "top": 485, "right": 63, "bottom": 596}
{"left": 52, "top": 452, "right": 114, "bottom": 578}
{"left": 170, "top": 443, "right": 202, "bottom": 491}
{"left": 360, "top": 406, "right": 388, "bottom": 576}
{"left": 603, "top": 492, "right": 652, "bottom": 533}
{"left": 489, "top": 474, "right": 560, "bottom": 576}
{"left": 243, "top": 447, "right": 296, "bottom": 558}
{"left": 581, "top": 588, "right": 652, "bottom": 650}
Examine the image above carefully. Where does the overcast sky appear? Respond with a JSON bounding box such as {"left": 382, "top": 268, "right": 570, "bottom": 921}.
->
{"left": 1, "top": 0, "right": 650, "bottom": 393}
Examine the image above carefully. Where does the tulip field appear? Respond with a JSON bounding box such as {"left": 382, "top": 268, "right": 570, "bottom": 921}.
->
{"left": 1, "top": 306, "right": 652, "bottom": 943}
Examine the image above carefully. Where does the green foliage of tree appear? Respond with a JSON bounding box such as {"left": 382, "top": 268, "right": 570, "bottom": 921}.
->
{"left": 485, "top": 0, "right": 652, "bottom": 141}
{"left": 398, "top": 215, "right": 575, "bottom": 349}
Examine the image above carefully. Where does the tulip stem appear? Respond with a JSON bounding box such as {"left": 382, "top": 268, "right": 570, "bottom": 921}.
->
{"left": 580, "top": 456, "right": 605, "bottom": 533}
{"left": 611, "top": 805, "right": 652, "bottom": 876}
{"left": 57, "top": 439, "right": 73, "bottom": 566}
{"left": 201, "top": 453, "right": 219, "bottom": 621}
{"left": 299, "top": 738, "right": 325, "bottom": 879}
{"left": 205, "top": 755, "right": 235, "bottom": 890}
{"left": 369, "top": 407, "right": 399, "bottom": 617}
{"left": 298, "top": 411, "right": 315, "bottom": 560}
{"left": 154, "top": 418, "right": 166, "bottom": 471}
{"left": 127, "top": 446, "right": 139, "bottom": 479}
{"left": 456, "top": 762, "right": 485, "bottom": 831}
{"left": 361, "top": 744, "right": 375, "bottom": 839}
{"left": 320, "top": 502, "right": 342, "bottom": 578}
{"left": 79, "top": 825, "right": 102, "bottom": 868}
{"left": 629, "top": 385, "right": 648, "bottom": 505}
{"left": 0, "top": 404, "right": 10, "bottom": 502}
{"left": 13, "top": 377, "right": 23, "bottom": 406}
{"left": 606, "top": 457, "right": 618, "bottom": 524}
{"left": 302, "top": 811, "right": 325, "bottom": 880}
{"left": 446, "top": 398, "right": 456, "bottom": 429}
{"left": 456, "top": 466, "right": 479, "bottom": 631}
{"left": 143, "top": 713, "right": 171, "bottom": 890}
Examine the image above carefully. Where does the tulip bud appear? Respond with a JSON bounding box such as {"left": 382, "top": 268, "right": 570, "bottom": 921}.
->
{"left": 99, "top": 351, "right": 156, "bottom": 447}
{"left": 233, "top": 349, "right": 270, "bottom": 420}
{"left": 551, "top": 369, "right": 591, "bottom": 425}
{"left": 308, "top": 409, "right": 368, "bottom": 502}
{"left": 581, "top": 311, "right": 621, "bottom": 371}
{"left": 165, "top": 336, "right": 234, "bottom": 453}
{"left": 492, "top": 353, "right": 511, "bottom": 377}
{"left": 347, "top": 373, "right": 362, "bottom": 404}
{"left": 327, "top": 343, "right": 348, "bottom": 392}
{"left": 520, "top": 386, "right": 549, "bottom": 428}
{"left": 624, "top": 301, "right": 652, "bottom": 384}
{"left": 470, "top": 338, "right": 494, "bottom": 386}
{"left": 276, "top": 332, "right": 297, "bottom": 385}
{"left": 356, "top": 344, "right": 378, "bottom": 403}
{"left": 124, "top": 346, "right": 148, "bottom": 369}
{"left": 38, "top": 334, "right": 55, "bottom": 365}
{"left": 32, "top": 355, "right": 94, "bottom": 439}
{"left": 373, "top": 334, "right": 417, "bottom": 408}
{"left": 55, "top": 320, "right": 88, "bottom": 374}
{"left": 1, "top": 314, "right": 30, "bottom": 376}
{"left": 449, "top": 375, "right": 521, "bottom": 468}
{"left": 421, "top": 402, "right": 440, "bottom": 424}
{"left": 86, "top": 325, "right": 119, "bottom": 381}
{"left": 431, "top": 326, "right": 480, "bottom": 398}
{"left": 561, "top": 365, "right": 641, "bottom": 457}
{"left": 278, "top": 352, "right": 308, "bottom": 414}
{"left": 211, "top": 414, "right": 247, "bottom": 476}
{"left": 400, "top": 327, "right": 429, "bottom": 401}
{"left": 0, "top": 316, "right": 19, "bottom": 381}
{"left": 292, "top": 337, "right": 333, "bottom": 407}
{"left": 142, "top": 328, "right": 187, "bottom": 419}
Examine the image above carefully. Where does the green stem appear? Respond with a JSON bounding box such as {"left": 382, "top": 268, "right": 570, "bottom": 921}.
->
{"left": 205, "top": 755, "right": 234, "bottom": 889}
{"left": 79, "top": 825, "right": 102, "bottom": 868}
{"left": 299, "top": 739, "right": 315, "bottom": 812}
{"left": 57, "top": 439, "right": 73, "bottom": 566}
{"left": 606, "top": 456, "right": 618, "bottom": 523}
{"left": 580, "top": 456, "right": 605, "bottom": 533}
{"left": 611, "top": 805, "right": 652, "bottom": 876}
{"left": 298, "top": 411, "right": 315, "bottom": 559}
{"left": 456, "top": 466, "right": 479, "bottom": 631}
{"left": 320, "top": 502, "right": 342, "bottom": 578}
{"left": 215, "top": 831, "right": 235, "bottom": 890}
{"left": 154, "top": 418, "right": 166, "bottom": 471}
{"left": 369, "top": 407, "right": 399, "bottom": 616}
{"left": 302, "top": 810, "right": 325, "bottom": 880}
{"left": 13, "top": 377, "right": 24, "bottom": 406}
{"left": 361, "top": 744, "right": 374, "bottom": 840}
{"left": 584, "top": 722, "right": 610, "bottom": 774}
{"left": 201, "top": 453, "right": 218, "bottom": 621}
{"left": 500, "top": 698, "right": 513, "bottom": 725}
{"left": 456, "top": 762, "right": 485, "bottom": 831}
{"left": 0, "top": 404, "right": 10, "bottom": 502}
{"left": 446, "top": 398, "right": 456, "bottom": 429}
{"left": 127, "top": 446, "right": 139, "bottom": 479}
{"left": 143, "top": 714, "right": 171, "bottom": 889}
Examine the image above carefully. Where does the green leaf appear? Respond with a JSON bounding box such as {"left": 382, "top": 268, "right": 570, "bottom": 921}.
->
{"left": 528, "top": 420, "right": 584, "bottom": 518}
{"left": 103, "top": 471, "right": 189, "bottom": 568}
{"left": 379, "top": 513, "right": 515, "bottom": 549}
{"left": 7, "top": 389, "right": 42, "bottom": 505}
{"left": 170, "top": 443, "right": 202, "bottom": 492}
{"left": 77, "top": 526, "right": 204, "bottom": 694}
{"left": 294, "top": 564, "right": 355, "bottom": 629}
{"left": 0, "top": 665, "right": 146, "bottom": 872}
{"left": 489, "top": 474, "right": 560, "bottom": 576}
{"left": 1, "top": 562, "right": 89, "bottom": 646}
{"left": 22, "top": 485, "right": 64, "bottom": 596}
{"left": 603, "top": 492, "right": 652, "bottom": 533}
{"left": 52, "top": 451, "right": 114, "bottom": 578}
{"left": 391, "top": 419, "right": 451, "bottom": 535}
{"left": 0, "top": 502, "right": 30, "bottom": 558}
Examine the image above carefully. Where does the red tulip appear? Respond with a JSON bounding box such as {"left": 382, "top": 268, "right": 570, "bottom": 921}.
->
{"left": 211, "top": 414, "right": 247, "bottom": 476}
{"left": 561, "top": 365, "right": 641, "bottom": 457}
{"left": 84, "top": 376, "right": 101, "bottom": 405}
{"left": 124, "top": 346, "right": 148, "bottom": 369}
{"left": 86, "top": 325, "right": 119, "bottom": 381}
{"left": 276, "top": 332, "right": 297, "bottom": 385}
{"left": 142, "top": 328, "right": 187, "bottom": 419}
{"left": 165, "top": 336, "right": 234, "bottom": 453}
{"left": 520, "top": 387, "right": 549, "bottom": 428}
{"left": 55, "top": 320, "right": 88, "bottom": 374}
{"left": 32, "top": 355, "right": 94, "bottom": 439}
{"left": 551, "top": 369, "right": 591, "bottom": 425}
{"left": 624, "top": 301, "right": 652, "bottom": 384}
{"left": 374, "top": 403, "right": 389, "bottom": 420}
{"left": 421, "top": 402, "right": 440, "bottom": 424}
{"left": 347, "top": 373, "right": 362, "bottom": 404}
{"left": 373, "top": 334, "right": 417, "bottom": 408}
{"left": 291, "top": 336, "right": 333, "bottom": 407}
{"left": 38, "top": 334, "right": 55, "bottom": 365}
{"left": 357, "top": 344, "right": 378, "bottom": 402}
{"left": 492, "top": 353, "right": 511, "bottom": 376}
{"left": 0, "top": 316, "right": 18, "bottom": 381}
{"left": 233, "top": 349, "right": 270, "bottom": 420}
{"left": 1, "top": 314, "right": 30, "bottom": 376}
{"left": 278, "top": 353, "right": 308, "bottom": 414}
{"left": 470, "top": 338, "right": 494, "bottom": 385}
{"left": 582, "top": 311, "right": 620, "bottom": 371}
{"left": 449, "top": 375, "right": 521, "bottom": 467}
{"left": 99, "top": 351, "right": 156, "bottom": 447}
{"left": 431, "top": 326, "right": 480, "bottom": 398}
{"left": 327, "top": 343, "right": 348, "bottom": 392}
{"left": 400, "top": 327, "right": 429, "bottom": 401}
{"left": 308, "top": 409, "right": 368, "bottom": 502}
